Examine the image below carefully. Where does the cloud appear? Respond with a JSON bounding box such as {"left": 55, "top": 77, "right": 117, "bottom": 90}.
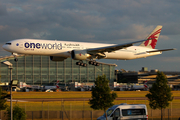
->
{"left": 0, "top": 2, "right": 7, "bottom": 16}
{"left": 0, "top": 25, "right": 8, "bottom": 30}
{"left": 1, "top": 0, "right": 180, "bottom": 43}
{"left": 0, "top": 0, "right": 179, "bottom": 70}
{"left": 159, "top": 35, "right": 169, "bottom": 40}
{"left": 32, "top": 31, "right": 51, "bottom": 39}
{"left": 119, "top": 24, "right": 155, "bottom": 40}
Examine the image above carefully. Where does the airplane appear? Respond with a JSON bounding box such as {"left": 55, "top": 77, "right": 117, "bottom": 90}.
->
{"left": 130, "top": 80, "right": 148, "bottom": 91}
{"left": 2, "top": 25, "right": 175, "bottom": 67}
{"left": 43, "top": 80, "right": 60, "bottom": 90}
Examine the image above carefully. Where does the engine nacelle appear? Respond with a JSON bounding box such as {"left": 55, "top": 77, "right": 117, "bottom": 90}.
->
{"left": 50, "top": 56, "right": 67, "bottom": 61}
{"left": 71, "top": 50, "right": 89, "bottom": 60}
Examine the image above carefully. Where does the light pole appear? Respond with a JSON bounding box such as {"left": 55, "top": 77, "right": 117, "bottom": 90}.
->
{"left": 2, "top": 61, "right": 13, "bottom": 120}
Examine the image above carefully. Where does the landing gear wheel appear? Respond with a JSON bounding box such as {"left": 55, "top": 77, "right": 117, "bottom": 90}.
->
{"left": 76, "top": 62, "right": 80, "bottom": 65}
{"left": 89, "top": 61, "right": 93, "bottom": 65}
{"left": 83, "top": 63, "right": 87, "bottom": 67}
{"left": 93, "top": 62, "right": 97, "bottom": 65}
{"left": 80, "top": 63, "right": 84, "bottom": 66}
{"left": 95, "top": 63, "right": 99, "bottom": 66}
{"left": 14, "top": 58, "right": 18, "bottom": 62}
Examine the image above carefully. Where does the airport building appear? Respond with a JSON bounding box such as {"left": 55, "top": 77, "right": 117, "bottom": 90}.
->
{"left": 0, "top": 55, "right": 116, "bottom": 85}
{"left": 115, "top": 67, "right": 180, "bottom": 90}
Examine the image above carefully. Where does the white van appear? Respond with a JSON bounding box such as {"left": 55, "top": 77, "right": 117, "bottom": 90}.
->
{"left": 97, "top": 103, "right": 148, "bottom": 120}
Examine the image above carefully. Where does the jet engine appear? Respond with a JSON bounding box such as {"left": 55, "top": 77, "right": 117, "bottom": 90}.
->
{"left": 50, "top": 56, "right": 67, "bottom": 61}
{"left": 71, "top": 50, "right": 89, "bottom": 60}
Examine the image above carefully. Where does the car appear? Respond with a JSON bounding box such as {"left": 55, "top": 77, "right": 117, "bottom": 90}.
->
{"left": 97, "top": 103, "right": 148, "bottom": 120}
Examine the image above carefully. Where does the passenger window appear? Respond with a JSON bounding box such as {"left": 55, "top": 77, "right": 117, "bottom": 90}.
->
{"left": 122, "top": 109, "right": 146, "bottom": 116}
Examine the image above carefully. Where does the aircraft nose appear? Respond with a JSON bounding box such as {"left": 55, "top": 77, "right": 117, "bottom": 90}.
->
{"left": 2, "top": 44, "right": 6, "bottom": 50}
{"left": 2, "top": 42, "right": 12, "bottom": 51}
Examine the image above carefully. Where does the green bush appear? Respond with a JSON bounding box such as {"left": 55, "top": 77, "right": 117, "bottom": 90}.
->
{"left": 0, "top": 87, "right": 8, "bottom": 110}
{"left": 6, "top": 104, "right": 26, "bottom": 120}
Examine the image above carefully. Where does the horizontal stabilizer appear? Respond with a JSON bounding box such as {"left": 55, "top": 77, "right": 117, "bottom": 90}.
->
{"left": 146, "top": 48, "right": 176, "bottom": 53}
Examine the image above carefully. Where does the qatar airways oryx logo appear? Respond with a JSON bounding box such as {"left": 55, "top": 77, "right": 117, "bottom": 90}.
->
{"left": 144, "top": 28, "right": 162, "bottom": 49}
{"left": 24, "top": 42, "right": 62, "bottom": 50}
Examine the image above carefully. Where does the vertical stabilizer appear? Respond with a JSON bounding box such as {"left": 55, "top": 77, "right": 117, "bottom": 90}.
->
{"left": 140, "top": 25, "right": 162, "bottom": 49}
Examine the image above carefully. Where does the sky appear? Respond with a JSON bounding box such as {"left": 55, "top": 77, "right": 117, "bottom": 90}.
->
{"left": 0, "top": 0, "right": 180, "bottom": 71}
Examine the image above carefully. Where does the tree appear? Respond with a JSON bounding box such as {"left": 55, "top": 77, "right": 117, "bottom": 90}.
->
{"left": 0, "top": 87, "right": 8, "bottom": 110}
{"left": 6, "top": 104, "right": 26, "bottom": 120}
{"left": 146, "top": 71, "right": 173, "bottom": 120}
{"left": 89, "top": 75, "right": 117, "bottom": 120}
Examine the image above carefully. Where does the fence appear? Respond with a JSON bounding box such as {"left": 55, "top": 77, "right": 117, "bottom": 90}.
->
{"left": 1, "top": 99, "right": 180, "bottom": 120}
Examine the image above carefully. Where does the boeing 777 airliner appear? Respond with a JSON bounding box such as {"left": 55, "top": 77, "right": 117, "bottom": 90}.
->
{"left": 2, "top": 25, "right": 175, "bottom": 67}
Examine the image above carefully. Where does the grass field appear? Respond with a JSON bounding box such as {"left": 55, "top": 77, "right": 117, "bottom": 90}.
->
{"left": 3, "top": 91, "right": 180, "bottom": 119}
{"left": 6, "top": 99, "right": 180, "bottom": 111}
{"left": 6, "top": 91, "right": 180, "bottom": 111}
{"left": 11, "top": 91, "right": 180, "bottom": 99}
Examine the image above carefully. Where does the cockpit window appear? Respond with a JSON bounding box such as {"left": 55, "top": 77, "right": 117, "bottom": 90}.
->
{"left": 6, "top": 43, "right": 11, "bottom": 45}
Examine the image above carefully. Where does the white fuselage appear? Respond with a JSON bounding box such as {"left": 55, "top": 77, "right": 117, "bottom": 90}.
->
{"left": 2, "top": 39, "right": 161, "bottom": 60}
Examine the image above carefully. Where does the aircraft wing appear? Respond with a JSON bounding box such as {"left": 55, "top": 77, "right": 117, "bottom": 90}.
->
{"left": 146, "top": 48, "right": 176, "bottom": 53}
{"left": 87, "top": 39, "right": 147, "bottom": 54}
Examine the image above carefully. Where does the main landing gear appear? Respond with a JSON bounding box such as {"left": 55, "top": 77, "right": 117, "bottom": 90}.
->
{"left": 76, "top": 60, "right": 100, "bottom": 67}
{"left": 76, "top": 60, "right": 87, "bottom": 67}
{"left": 88, "top": 61, "right": 99, "bottom": 66}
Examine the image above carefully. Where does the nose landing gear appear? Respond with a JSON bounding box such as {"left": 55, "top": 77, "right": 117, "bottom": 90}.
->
{"left": 14, "top": 58, "right": 18, "bottom": 62}
{"left": 12, "top": 53, "right": 18, "bottom": 62}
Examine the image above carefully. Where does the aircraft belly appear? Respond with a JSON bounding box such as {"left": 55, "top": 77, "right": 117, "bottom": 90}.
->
{"left": 105, "top": 51, "right": 161, "bottom": 60}
{"left": 35, "top": 50, "right": 70, "bottom": 57}
{"left": 105, "top": 51, "right": 135, "bottom": 60}
{"left": 13, "top": 47, "right": 70, "bottom": 58}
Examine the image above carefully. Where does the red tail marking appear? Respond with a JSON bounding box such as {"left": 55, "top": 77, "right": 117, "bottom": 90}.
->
{"left": 56, "top": 81, "right": 59, "bottom": 88}
{"left": 144, "top": 80, "right": 148, "bottom": 88}
{"left": 144, "top": 84, "right": 148, "bottom": 88}
{"left": 144, "top": 28, "right": 161, "bottom": 49}
{"left": 56, "top": 85, "right": 59, "bottom": 88}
